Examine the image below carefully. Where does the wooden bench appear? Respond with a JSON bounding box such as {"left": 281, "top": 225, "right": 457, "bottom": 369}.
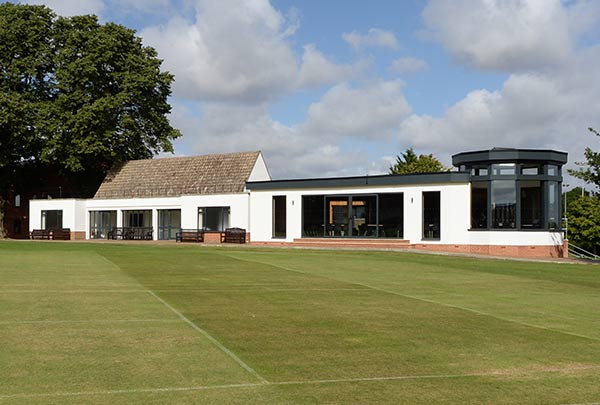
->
{"left": 30, "top": 229, "right": 51, "bottom": 240}
{"left": 223, "top": 227, "right": 247, "bottom": 244}
{"left": 50, "top": 228, "right": 71, "bottom": 240}
{"left": 176, "top": 229, "right": 204, "bottom": 243}
{"left": 108, "top": 227, "right": 153, "bottom": 240}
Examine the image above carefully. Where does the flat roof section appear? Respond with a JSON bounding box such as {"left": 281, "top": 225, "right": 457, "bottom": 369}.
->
{"left": 246, "top": 172, "right": 470, "bottom": 191}
{"left": 452, "top": 148, "right": 568, "bottom": 167}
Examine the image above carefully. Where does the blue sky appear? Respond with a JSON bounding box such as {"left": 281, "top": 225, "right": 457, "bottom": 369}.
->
{"left": 18, "top": 0, "right": 600, "bottom": 184}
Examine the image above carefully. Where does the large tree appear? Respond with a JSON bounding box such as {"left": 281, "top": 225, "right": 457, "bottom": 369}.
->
{"left": 565, "top": 127, "right": 600, "bottom": 252}
{"left": 0, "top": 3, "right": 180, "bottom": 185}
{"left": 566, "top": 196, "right": 600, "bottom": 254}
{"left": 0, "top": 3, "right": 180, "bottom": 236}
{"left": 569, "top": 128, "right": 600, "bottom": 188}
{"left": 389, "top": 147, "right": 447, "bottom": 175}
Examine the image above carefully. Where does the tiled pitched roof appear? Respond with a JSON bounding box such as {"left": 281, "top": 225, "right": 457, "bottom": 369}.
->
{"left": 94, "top": 151, "right": 261, "bottom": 199}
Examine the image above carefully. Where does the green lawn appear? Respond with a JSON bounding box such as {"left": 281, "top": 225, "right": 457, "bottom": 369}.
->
{"left": 1, "top": 241, "right": 600, "bottom": 404}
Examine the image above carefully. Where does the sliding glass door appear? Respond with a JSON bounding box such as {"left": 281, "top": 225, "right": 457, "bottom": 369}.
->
{"left": 303, "top": 193, "right": 403, "bottom": 238}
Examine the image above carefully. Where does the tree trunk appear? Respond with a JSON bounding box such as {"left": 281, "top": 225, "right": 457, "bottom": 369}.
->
{"left": 0, "top": 197, "right": 6, "bottom": 239}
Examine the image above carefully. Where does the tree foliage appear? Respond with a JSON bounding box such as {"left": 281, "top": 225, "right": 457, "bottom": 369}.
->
{"left": 564, "top": 127, "right": 600, "bottom": 252}
{"left": 566, "top": 196, "right": 600, "bottom": 254}
{"left": 389, "top": 148, "right": 447, "bottom": 175}
{"left": 0, "top": 3, "right": 180, "bottom": 186}
{"left": 568, "top": 128, "right": 600, "bottom": 188}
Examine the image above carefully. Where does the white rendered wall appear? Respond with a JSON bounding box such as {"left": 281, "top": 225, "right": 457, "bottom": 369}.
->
{"left": 248, "top": 183, "right": 473, "bottom": 244}
{"left": 468, "top": 231, "right": 564, "bottom": 246}
{"left": 247, "top": 153, "right": 271, "bottom": 182}
{"left": 29, "top": 199, "right": 87, "bottom": 231}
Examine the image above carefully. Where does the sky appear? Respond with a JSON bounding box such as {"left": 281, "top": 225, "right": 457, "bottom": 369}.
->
{"left": 15, "top": 0, "right": 600, "bottom": 185}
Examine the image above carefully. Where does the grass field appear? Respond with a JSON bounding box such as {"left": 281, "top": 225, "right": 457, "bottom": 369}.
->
{"left": 1, "top": 241, "right": 600, "bottom": 404}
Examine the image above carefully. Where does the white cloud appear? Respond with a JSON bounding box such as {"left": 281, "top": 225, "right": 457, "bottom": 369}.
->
{"left": 398, "top": 46, "right": 600, "bottom": 174}
{"left": 169, "top": 80, "right": 414, "bottom": 178}
{"left": 389, "top": 56, "right": 429, "bottom": 74}
{"left": 23, "top": 0, "right": 105, "bottom": 16}
{"left": 170, "top": 102, "right": 361, "bottom": 178}
{"left": 422, "top": 0, "right": 573, "bottom": 71}
{"left": 342, "top": 28, "right": 400, "bottom": 51}
{"left": 306, "top": 81, "right": 411, "bottom": 139}
{"left": 140, "top": 1, "right": 299, "bottom": 103}
{"left": 298, "top": 44, "right": 370, "bottom": 88}
{"left": 140, "top": 0, "right": 360, "bottom": 103}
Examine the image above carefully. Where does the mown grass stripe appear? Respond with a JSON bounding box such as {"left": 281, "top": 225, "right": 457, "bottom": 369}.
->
{"left": 3, "top": 366, "right": 600, "bottom": 400}
{"left": 225, "top": 252, "right": 600, "bottom": 343}
{"left": 0, "top": 319, "right": 180, "bottom": 325}
{"left": 147, "top": 290, "right": 269, "bottom": 384}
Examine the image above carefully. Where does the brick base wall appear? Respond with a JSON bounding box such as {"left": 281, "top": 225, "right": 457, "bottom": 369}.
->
{"left": 203, "top": 232, "right": 251, "bottom": 244}
{"left": 251, "top": 240, "right": 565, "bottom": 259}
{"left": 71, "top": 231, "right": 86, "bottom": 240}
{"left": 410, "top": 243, "right": 565, "bottom": 259}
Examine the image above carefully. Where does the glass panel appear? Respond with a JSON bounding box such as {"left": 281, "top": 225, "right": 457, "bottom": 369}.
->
{"left": 326, "top": 196, "right": 349, "bottom": 237}
{"left": 201, "top": 207, "right": 230, "bottom": 231}
{"left": 471, "top": 165, "right": 488, "bottom": 176}
{"left": 492, "top": 163, "right": 516, "bottom": 175}
{"left": 41, "top": 210, "right": 62, "bottom": 229}
{"left": 273, "top": 196, "right": 286, "bottom": 238}
{"left": 521, "top": 164, "right": 541, "bottom": 175}
{"left": 520, "top": 181, "right": 542, "bottom": 228}
{"left": 547, "top": 165, "right": 558, "bottom": 176}
{"left": 89, "top": 210, "right": 116, "bottom": 239}
{"left": 471, "top": 182, "right": 488, "bottom": 229}
{"left": 123, "top": 210, "right": 152, "bottom": 227}
{"left": 158, "top": 209, "right": 181, "bottom": 240}
{"left": 547, "top": 181, "right": 560, "bottom": 229}
{"left": 378, "top": 193, "right": 403, "bottom": 238}
{"left": 198, "top": 208, "right": 204, "bottom": 230}
{"left": 423, "top": 191, "right": 441, "bottom": 239}
{"left": 302, "top": 195, "right": 325, "bottom": 237}
{"left": 350, "top": 196, "right": 377, "bottom": 237}
{"left": 491, "top": 180, "right": 516, "bottom": 228}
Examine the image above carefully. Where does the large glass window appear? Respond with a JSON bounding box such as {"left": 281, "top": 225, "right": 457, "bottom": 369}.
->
{"left": 123, "top": 210, "right": 151, "bottom": 227}
{"left": 423, "top": 191, "right": 440, "bottom": 239}
{"left": 198, "top": 207, "right": 230, "bottom": 231}
{"left": 547, "top": 181, "right": 560, "bottom": 229}
{"left": 302, "top": 195, "right": 325, "bottom": 237}
{"left": 302, "top": 193, "right": 403, "bottom": 238}
{"left": 41, "top": 210, "right": 62, "bottom": 230}
{"left": 471, "top": 182, "right": 488, "bottom": 229}
{"left": 455, "top": 150, "right": 566, "bottom": 232}
{"left": 379, "top": 193, "right": 403, "bottom": 238}
{"left": 273, "top": 196, "right": 286, "bottom": 238}
{"left": 326, "top": 196, "right": 350, "bottom": 236}
{"left": 520, "top": 181, "right": 542, "bottom": 228}
{"left": 491, "top": 180, "right": 516, "bottom": 229}
{"left": 90, "top": 211, "right": 117, "bottom": 239}
{"left": 158, "top": 209, "right": 181, "bottom": 240}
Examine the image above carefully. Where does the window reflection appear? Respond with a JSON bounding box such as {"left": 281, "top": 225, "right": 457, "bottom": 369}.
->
{"left": 491, "top": 180, "right": 516, "bottom": 229}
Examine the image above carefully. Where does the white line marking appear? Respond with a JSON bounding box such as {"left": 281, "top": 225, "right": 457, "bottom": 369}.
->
{"left": 0, "top": 288, "right": 368, "bottom": 293}
{"left": 0, "top": 290, "right": 150, "bottom": 293}
{"left": 147, "top": 290, "right": 269, "bottom": 384}
{"left": 0, "top": 383, "right": 262, "bottom": 399}
{"left": 0, "top": 319, "right": 179, "bottom": 325}
{"left": 3, "top": 367, "right": 600, "bottom": 400}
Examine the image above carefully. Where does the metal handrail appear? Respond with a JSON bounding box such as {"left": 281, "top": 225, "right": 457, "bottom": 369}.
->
{"left": 568, "top": 243, "right": 600, "bottom": 261}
